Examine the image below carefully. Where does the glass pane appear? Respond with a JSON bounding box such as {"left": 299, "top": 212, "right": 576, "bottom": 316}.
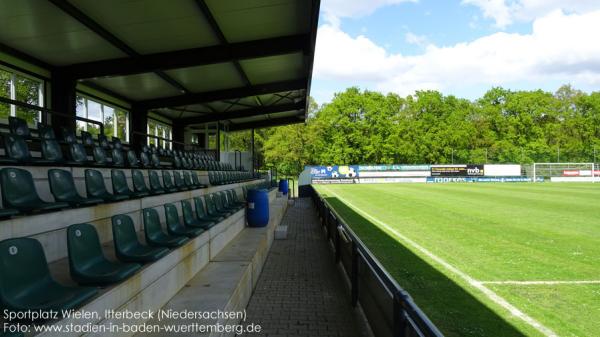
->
{"left": 76, "top": 96, "right": 86, "bottom": 117}
{"left": 165, "top": 126, "right": 172, "bottom": 149}
{"left": 147, "top": 120, "right": 157, "bottom": 145}
{"left": 156, "top": 124, "right": 164, "bottom": 148}
{"left": 208, "top": 134, "right": 217, "bottom": 149}
{"left": 76, "top": 121, "right": 86, "bottom": 135}
{"left": 76, "top": 96, "right": 86, "bottom": 133}
{"left": 14, "top": 74, "right": 41, "bottom": 125}
{"left": 103, "top": 106, "right": 114, "bottom": 137}
{"left": 0, "top": 69, "right": 10, "bottom": 120}
{"left": 87, "top": 100, "right": 102, "bottom": 136}
{"left": 116, "top": 110, "right": 128, "bottom": 141}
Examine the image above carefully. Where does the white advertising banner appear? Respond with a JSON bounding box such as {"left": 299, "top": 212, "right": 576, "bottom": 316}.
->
{"left": 484, "top": 164, "right": 521, "bottom": 177}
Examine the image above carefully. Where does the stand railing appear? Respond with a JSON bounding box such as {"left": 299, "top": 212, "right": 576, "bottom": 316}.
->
{"left": 310, "top": 185, "right": 444, "bottom": 337}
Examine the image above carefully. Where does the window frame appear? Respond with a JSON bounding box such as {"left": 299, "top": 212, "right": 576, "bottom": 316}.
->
{"left": 76, "top": 93, "right": 130, "bottom": 143}
{"left": 0, "top": 64, "right": 44, "bottom": 124}
{"left": 147, "top": 117, "right": 173, "bottom": 149}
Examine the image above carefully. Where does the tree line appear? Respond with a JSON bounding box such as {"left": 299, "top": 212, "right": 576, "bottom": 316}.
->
{"left": 229, "top": 85, "right": 600, "bottom": 176}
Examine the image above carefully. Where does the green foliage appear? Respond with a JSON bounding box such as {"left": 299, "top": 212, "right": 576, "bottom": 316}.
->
{"left": 259, "top": 86, "right": 600, "bottom": 175}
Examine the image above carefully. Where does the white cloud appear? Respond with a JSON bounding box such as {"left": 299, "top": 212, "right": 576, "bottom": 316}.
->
{"left": 321, "top": 0, "right": 417, "bottom": 26}
{"left": 405, "top": 32, "right": 428, "bottom": 46}
{"left": 314, "top": 10, "right": 600, "bottom": 97}
{"left": 462, "top": 0, "right": 600, "bottom": 28}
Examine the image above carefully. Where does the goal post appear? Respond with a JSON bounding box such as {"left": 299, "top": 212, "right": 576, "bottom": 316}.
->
{"left": 532, "top": 162, "right": 597, "bottom": 183}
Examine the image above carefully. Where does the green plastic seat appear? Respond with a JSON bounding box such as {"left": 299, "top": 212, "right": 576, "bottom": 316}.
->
{"left": 164, "top": 203, "right": 204, "bottom": 238}
{"left": 112, "top": 169, "right": 148, "bottom": 198}
{"left": 173, "top": 156, "right": 182, "bottom": 169}
{"left": 41, "top": 138, "right": 70, "bottom": 164}
{"left": 112, "top": 137, "right": 123, "bottom": 150}
{"left": 183, "top": 171, "right": 196, "bottom": 189}
{"left": 193, "top": 197, "right": 223, "bottom": 222}
{"left": 173, "top": 171, "right": 188, "bottom": 191}
{"left": 213, "top": 193, "right": 235, "bottom": 215}
{"left": 151, "top": 153, "right": 161, "bottom": 168}
{"left": 0, "top": 238, "right": 97, "bottom": 312}
{"left": 80, "top": 131, "right": 94, "bottom": 147}
{"left": 162, "top": 171, "right": 178, "bottom": 192}
{"left": 69, "top": 143, "right": 92, "bottom": 165}
{"left": 148, "top": 170, "right": 166, "bottom": 194}
{"left": 191, "top": 171, "right": 207, "bottom": 188}
{"left": 111, "top": 214, "right": 169, "bottom": 263}
{"left": 140, "top": 152, "right": 151, "bottom": 168}
{"left": 3, "top": 134, "right": 52, "bottom": 164}
{"left": 67, "top": 223, "right": 141, "bottom": 286}
{"left": 61, "top": 127, "right": 77, "bottom": 144}
{"left": 127, "top": 150, "right": 139, "bottom": 167}
{"left": 132, "top": 170, "right": 152, "bottom": 195}
{"left": 97, "top": 134, "right": 111, "bottom": 149}
{"left": 142, "top": 208, "right": 189, "bottom": 248}
{"left": 0, "top": 168, "right": 69, "bottom": 212}
{"left": 8, "top": 117, "right": 31, "bottom": 138}
{"left": 48, "top": 169, "right": 103, "bottom": 207}
{"left": 85, "top": 169, "right": 129, "bottom": 202}
{"left": 92, "top": 146, "right": 108, "bottom": 166}
{"left": 204, "top": 194, "right": 230, "bottom": 218}
{"left": 37, "top": 124, "right": 56, "bottom": 140}
{"left": 228, "top": 189, "right": 246, "bottom": 207}
{"left": 112, "top": 149, "right": 125, "bottom": 167}
{"left": 181, "top": 200, "right": 215, "bottom": 229}
{"left": 221, "top": 191, "right": 243, "bottom": 211}
{"left": 220, "top": 191, "right": 241, "bottom": 212}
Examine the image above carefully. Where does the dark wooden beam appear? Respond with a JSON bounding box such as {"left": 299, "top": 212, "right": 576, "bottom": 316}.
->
{"left": 135, "top": 79, "right": 306, "bottom": 110}
{"left": 0, "top": 42, "right": 54, "bottom": 71}
{"left": 48, "top": 0, "right": 188, "bottom": 93}
{"left": 179, "top": 100, "right": 305, "bottom": 125}
{"left": 228, "top": 114, "right": 305, "bottom": 131}
{"left": 194, "top": 0, "right": 252, "bottom": 87}
{"left": 60, "top": 34, "right": 308, "bottom": 79}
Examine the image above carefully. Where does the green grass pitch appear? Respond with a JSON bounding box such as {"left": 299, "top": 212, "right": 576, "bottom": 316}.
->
{"left": 314, "top": 183, "right": 600, "bottom": 337}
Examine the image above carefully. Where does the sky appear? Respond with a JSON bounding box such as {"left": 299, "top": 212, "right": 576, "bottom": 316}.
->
{"left": 311, "top": 0, "right": 600, "bottom": 104}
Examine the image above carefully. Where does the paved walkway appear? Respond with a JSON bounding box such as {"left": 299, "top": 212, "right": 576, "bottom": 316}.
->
{"left": 241, "top": 198, "right": 369, "bottom": 337}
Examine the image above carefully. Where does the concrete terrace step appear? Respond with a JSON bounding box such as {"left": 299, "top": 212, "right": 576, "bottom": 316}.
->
{"left": 139, "top": 193, "right": 288, "bottom": 337}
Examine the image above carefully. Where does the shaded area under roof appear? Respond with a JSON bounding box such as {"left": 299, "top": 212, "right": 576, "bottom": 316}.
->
{"left": 0, "top": 0, "right": 320, "bottom": 130}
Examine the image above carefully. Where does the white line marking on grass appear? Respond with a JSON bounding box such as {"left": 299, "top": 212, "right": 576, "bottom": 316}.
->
{"left": 481, "top": 280, "right": 600, "bottom": 285}
{"left": 321, "top": 186, "right": 559, "bottom": 337}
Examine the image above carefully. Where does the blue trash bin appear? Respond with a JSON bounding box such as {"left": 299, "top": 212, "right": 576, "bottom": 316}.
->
{"left": 278, "top": 179, "right": 289, "bottom": 195}
{"left": 247, "top": 189, "right": 269, "bottom": 227}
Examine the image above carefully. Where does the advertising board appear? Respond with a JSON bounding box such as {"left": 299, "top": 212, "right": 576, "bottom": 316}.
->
{"left": 484, "top": 164, "right": 521, "bottom": 176}
{"left": 430, "top": 164, "right": 485, "bottom": 177}
{"left": 426, "top": 177, "right": 543, "bottom": 183}
{"left": 309, "top": 165, "right": 359, "bottom": 179}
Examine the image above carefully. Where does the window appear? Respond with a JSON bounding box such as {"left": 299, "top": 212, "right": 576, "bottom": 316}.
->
{"left": 76, "top": 95, "right": 129, "bottom": 142}
{"left": 0, "top": 66, "right": 44, "bottom": 125}
{"left": 191, "top": 134, "right": 199, "bottom": 145}
{"left": 147, "top": 119, "right": 172, "bottom": 149}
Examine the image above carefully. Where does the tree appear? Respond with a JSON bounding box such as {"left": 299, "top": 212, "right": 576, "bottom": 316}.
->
{"left": 254, "top": 85, "right": 600, "bottom": 176}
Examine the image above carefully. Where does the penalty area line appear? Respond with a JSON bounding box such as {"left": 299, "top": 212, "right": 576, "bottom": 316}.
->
{"left": 320, "top": 185, "right": 558, "bottom": 337}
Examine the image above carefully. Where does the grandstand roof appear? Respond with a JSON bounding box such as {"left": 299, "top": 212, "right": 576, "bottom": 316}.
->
{"left": 0, "top": 0, "right": 320, "bottom": 130}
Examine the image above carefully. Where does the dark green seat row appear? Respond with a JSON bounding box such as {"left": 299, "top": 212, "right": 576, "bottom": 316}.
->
{"left": 0, "top": 167, "right": 208, "bottom": 217}
{"left": 0, "top": 188, "right": 245, "bottom": 316}
{"left": 0, "top": 132, "right": 159, "bottom": 169}
{"left": 208, "top": 171, "right": 254, "bottom": 185}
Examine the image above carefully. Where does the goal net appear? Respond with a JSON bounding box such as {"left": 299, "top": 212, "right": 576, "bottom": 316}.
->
{"left": 532, "top": 163, "right": 598, "bottom": 182}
